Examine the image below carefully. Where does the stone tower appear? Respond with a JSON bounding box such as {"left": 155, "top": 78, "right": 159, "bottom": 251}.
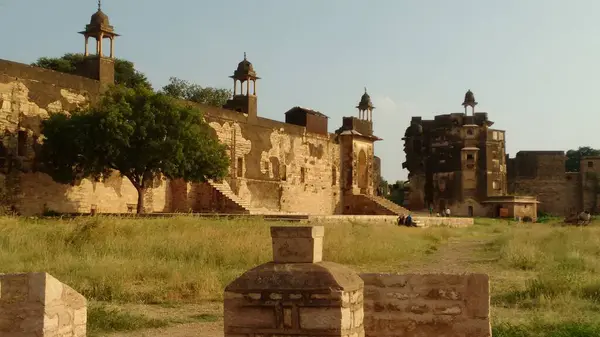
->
{"left": 337, "top": 88, "right": 382, "bottom": 198}
{"left": 223, "top": 53, "right": 259, "bottom": 122}
{"left": 78, "top": 1, "right": 119, "bottom": 88}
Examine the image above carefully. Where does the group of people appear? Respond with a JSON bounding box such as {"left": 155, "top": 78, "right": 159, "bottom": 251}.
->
{"left": 397, "top": 214, "right": 417, "bottom": 227}
{"left": 429, "top": 206, "right": 451, "bottom": 217}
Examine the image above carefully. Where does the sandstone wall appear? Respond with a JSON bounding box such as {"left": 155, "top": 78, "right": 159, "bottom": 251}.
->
{"left": 0, "top": 272, "right": 86, "bottom": 337}
{"left": 510, "top": 176, "right": 580, "bottom": 215}
{"left": 507, "top": 151, "right": 579, "bottom": 215}
{"left": 360, "top": 273, "right": 491, "bottom": 337}
{"left": 204, "top": 108, "right": 342, "bottom": 215}
{"left": 0, "top": 60, "right": 169, "bottom": 215}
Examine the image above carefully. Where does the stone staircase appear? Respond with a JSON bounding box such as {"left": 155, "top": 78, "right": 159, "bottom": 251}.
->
{"left": 207, "top": 180, "right": 304, "bottom": 216}
{"left": 361, "top": 194, "right": 410, "bottom": 215}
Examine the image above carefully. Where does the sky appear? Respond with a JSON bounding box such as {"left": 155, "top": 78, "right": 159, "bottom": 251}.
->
{"left": 2, "top": 0, "right": 600, "bottom": 183}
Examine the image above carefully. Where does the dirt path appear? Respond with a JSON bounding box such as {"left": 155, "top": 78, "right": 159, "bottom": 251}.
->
{"left": 104, "top": 234, "right": 499, "bottom": 337}
{"left": 402, "top": 235, "right": 500, "bottom": 274}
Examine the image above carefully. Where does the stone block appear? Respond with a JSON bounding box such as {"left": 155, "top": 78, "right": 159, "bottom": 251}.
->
{"left": 224, "top": 306, "right": 276, "bottom": 329}
{"left": 0, "top": 272, "right": 87, "bottom": 337}
{"left": 271, "top": 226, "right": 324, "bottom": 263}
{"left": 299, "top": 307, "right": 351, "bottom": 330}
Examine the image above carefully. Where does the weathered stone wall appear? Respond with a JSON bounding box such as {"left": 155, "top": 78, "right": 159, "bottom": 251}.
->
{"left": 306, "top": 215, "right": 474, "bottom": 228}
{"left": 508, "top": 151, "right": 580, "bottom": 215}
{"left": 0, "top": 272, "right": 86, "bottom": 337}
{"left": 203, "top": 106, "right": 342, "bottom": 215}
{"left": 360, "top": 273, "right": 491, "bottom": 337}
{"left": 0, "top": 59, "right": 169, "bottom": 215}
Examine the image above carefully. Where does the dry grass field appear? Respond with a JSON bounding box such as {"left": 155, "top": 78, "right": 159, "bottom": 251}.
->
{"left": 1, "top": 215, "right": 600, "bottom": 336}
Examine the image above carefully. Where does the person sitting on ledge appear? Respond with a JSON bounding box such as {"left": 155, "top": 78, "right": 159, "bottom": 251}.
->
{"left": 397, "top": 214, "right": 406, "bottom": 226}
{"left": 405, "top": 214, "right": 417, "bottom": 227}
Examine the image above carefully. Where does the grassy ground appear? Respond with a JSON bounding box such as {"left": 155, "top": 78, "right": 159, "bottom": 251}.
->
{"left": 1, "top": 216, "right": 600, "bottom": 336}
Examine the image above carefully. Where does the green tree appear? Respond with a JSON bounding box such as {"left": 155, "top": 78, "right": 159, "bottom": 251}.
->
{"left": 38, "top": 85, "right": 229, "bottom": 214}
{"left": 161, "top": 77, "right": 231, "bottom": 108}
{"left": 32, "top": 53, "right": 153, "bottom": 90}
{"left": 387, "top": 180, "right": 407, "bottom": 205}
{"left": 566, "top": 146, "right": 600, "bottom": 172}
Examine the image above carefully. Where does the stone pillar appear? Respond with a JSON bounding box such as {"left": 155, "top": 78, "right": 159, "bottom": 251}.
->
{"left": 0, "top": 272, "right": 87, "bottom": 337}
{"left": 224, "top": 226, "right": 365, "bottom": 336}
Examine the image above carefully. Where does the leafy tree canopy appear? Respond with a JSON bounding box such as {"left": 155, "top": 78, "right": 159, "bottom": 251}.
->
{"left": 32, "top": 53, "right": 153, "bottom": 90}
{"left": 161, "top": 77, "right": 231, "bottom": 108}
{"left": 38, "top": 84, "right": 230, "bottom": 213}
{"left": 566, "top": 146, "right": 600, "bottom": 172}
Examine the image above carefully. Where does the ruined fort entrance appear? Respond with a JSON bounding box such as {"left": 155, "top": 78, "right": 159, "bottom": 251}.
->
{"left": 358, "top": 150, "right": 368, "bottom": 191}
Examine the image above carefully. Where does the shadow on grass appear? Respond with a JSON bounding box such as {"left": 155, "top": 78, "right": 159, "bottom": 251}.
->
{"left": 493, "top": 322, "right": 600, "bottom": 337}
{"left": 88, "top": 303, "right": 170, "bottom": 337}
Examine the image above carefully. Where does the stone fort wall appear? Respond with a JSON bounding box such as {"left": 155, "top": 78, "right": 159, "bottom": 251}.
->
{"left": 507, "top": 151, "right": 581, "bottom": 215}
{"left": 0, "top": 59, "right": 169, "bottom": 215}
{"left": 0, "top": 59, "right": 352, "bottom": 216}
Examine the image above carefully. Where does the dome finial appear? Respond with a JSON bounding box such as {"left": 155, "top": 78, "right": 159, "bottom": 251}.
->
{"left": 98, "top": 0, "right": 101, "bottom": 10}
{"left": 364, "top": 87, "right": 367, "bottom": 94}
{"left": 244, "top": 52, "right": 247, "bottom": 60}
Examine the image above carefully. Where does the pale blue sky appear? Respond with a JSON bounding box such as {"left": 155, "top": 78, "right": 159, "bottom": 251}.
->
{"left": 2, "top": 0, "right": 599, "bottom": 182}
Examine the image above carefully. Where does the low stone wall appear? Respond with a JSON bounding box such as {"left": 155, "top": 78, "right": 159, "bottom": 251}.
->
{"left": 0, "top": 272, "right": 87, "bottom": 337}
{"left": 306, "top": 215, "right": 474, "bottom": 227}
{"left": 360, "top": 273, "right": 491, "bottom": 337}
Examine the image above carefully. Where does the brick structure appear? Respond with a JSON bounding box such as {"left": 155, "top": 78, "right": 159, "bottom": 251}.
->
{"left": 403, "top": 90, "right": 538, "bottom": 220}
{"left": 360, "top": 273, "right": 491, "bottom": 337}
{"left": 0, "top": 272, "right": 87, "bottom": 337}
{"left": 0, "top": 5, "right": 408, "bottom": 217}
{"left": 223, "top": 226, "right": 365, "bottom": 337}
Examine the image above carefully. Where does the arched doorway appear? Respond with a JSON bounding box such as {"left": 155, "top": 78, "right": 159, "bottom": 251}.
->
{"left": 357, "top": 150, "right": 368, "bottom": 190}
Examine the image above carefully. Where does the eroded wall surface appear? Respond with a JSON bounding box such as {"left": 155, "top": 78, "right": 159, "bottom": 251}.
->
{"left": 204, "top": 109, "right": 342, "bottom": 215}
{"left": 0, "top": 60, "right": 168, "bottom": 215}
{"left": 360, "top": 273, "right": 491, "bottom": 337}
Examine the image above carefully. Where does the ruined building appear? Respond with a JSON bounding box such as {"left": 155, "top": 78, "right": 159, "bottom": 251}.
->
{"left": 403, "top": 90, "right": 539, "bottom": 220}
{"left": 507, "top": 153, "right": 600, "bottom": 216}
{"left": 0, "top": 5, "right": 407, "bottom": 216}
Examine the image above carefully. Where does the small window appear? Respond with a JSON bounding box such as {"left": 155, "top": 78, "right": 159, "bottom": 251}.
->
{"left": 18, "top": 131, "right": 27, "bottom": 157}
{"left": 588, "top": 161, "right": 594, "bottom": 168}
{"left": 236, "top": 157, "right": 243, "bottom": 177}
{"left": 300, "top": 167, "right": 306, "bottom": 183}
{"left": 467, "top": 154, "right": 474, "bottom": 160}
{"left": 467, "top": 129, "right": 474, "bottom": 136}
{"left": 263, "top": 160, "right": 270, "bottom": 172}
{"left": 493, "top": 180, "right": 500, "bottom": 190}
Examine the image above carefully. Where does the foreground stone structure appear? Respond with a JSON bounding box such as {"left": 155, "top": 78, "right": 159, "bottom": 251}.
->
{"left": 224, "top": 226, "right": 365, "bottom": 336}
{"left": 0, "top": 272, "right": 87, "bottom": 337}
{"left": 361, "top": 273, "right": 491, "bottom": 337}
{"left": 0, "top": 5, "right": 407, "bottom": 217}
{"left": 403, "top": 90, "right": 539, "bottom": 221}
{"left": 225, "top": 226, "right": 491, "bottom": 337}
